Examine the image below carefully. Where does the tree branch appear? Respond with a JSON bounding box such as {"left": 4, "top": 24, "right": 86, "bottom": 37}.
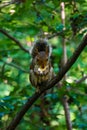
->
{"left": 60, "top": 2, "right": 72, "bottom": 130}
{"left": 0, "top": 28, "right": 29, "bottom": 53}
{"left": 0, "top": 1, "right": 15, "bottom": 9}
{"left": 47, "top": 31, "right": 64, "bottom": 39}
{"left": 1, "top": 60, "right": 29, "bottom": 73}
{"left": 0, "top": 0, "right": 23, "bottom": 9}
{"left": 62, "top": 96, "right": 72, "bottom": 130}
{"left": 0, "top": 63, "right": 6, "bottom": 78}
{"left": 76, "top": 75, "right": 87, "bottom": 84}
{"left": 6, "top": 92, "right": 41, "bottom": 130}
{"left": 6, "top": 34, "right": 87, "bottom": 130}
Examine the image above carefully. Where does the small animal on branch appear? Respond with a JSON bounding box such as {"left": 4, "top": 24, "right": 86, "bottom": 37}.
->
{"left": 29, "top": 39, "right": 54, "bottom": 92}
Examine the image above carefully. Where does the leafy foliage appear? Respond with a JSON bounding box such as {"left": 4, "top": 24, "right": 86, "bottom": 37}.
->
{"left": 0, "top": 0, "right": 87, "bottom": 130}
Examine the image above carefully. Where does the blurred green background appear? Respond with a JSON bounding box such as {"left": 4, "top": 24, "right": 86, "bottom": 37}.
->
{"left": 0, "top": 0, "right": 87, "bottom": 130}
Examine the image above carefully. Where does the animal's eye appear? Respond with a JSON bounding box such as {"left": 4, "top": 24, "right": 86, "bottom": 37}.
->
{"left": 46, "top": 58, "right": 48, "bottom": 61}
{"left": 37, "top": 58, "right": 39, "bottom": 61}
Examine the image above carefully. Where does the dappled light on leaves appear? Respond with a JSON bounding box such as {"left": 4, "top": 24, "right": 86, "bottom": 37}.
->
{"left": 0, "top": 0, "right": 87, "bottom": 130}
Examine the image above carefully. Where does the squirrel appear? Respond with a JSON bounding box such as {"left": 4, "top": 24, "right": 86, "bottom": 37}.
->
{"left": 29, "top": 39, "right": 54, "bottom": 92}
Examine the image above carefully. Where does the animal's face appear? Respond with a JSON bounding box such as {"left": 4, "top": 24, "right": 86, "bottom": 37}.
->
{"left": 34, "top": 51, "right": 50, "bottom": 75}
{"left": 36, "top": 51, "right": 49, "bottom": 68}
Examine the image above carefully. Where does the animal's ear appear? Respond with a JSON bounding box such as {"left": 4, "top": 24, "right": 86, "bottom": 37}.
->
{"left": 29, "top": 41, "right": 39, "bottom": 58}
{"left": 46, "top": 45, "right": 52, "bottom": 57}
{"left": 35, "top": 47, "right": 39, "bottom": 55}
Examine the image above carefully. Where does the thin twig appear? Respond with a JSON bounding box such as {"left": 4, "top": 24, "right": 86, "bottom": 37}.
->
{"left": 0, "top": 63, "right": 6, "bottom": 78}
{"left": 0, "top": 1, "right": 16, "bottom": 9}
{"left": 0, "top": 0, "right": 23, "bottom": 9}
{"left": 0, "top": 28, "right": 29, "bottom": 53}
{"left": 0, "top": 60, "right": 29, "bottom": 73}
{"left": 62, "top": 96, "right": 72, "bottom": 130}
{"left": 47, "top": 31, "right": 64, "bottom": 39}
{"left": 76, "top": 75, "right": 87, "bottom": 84}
